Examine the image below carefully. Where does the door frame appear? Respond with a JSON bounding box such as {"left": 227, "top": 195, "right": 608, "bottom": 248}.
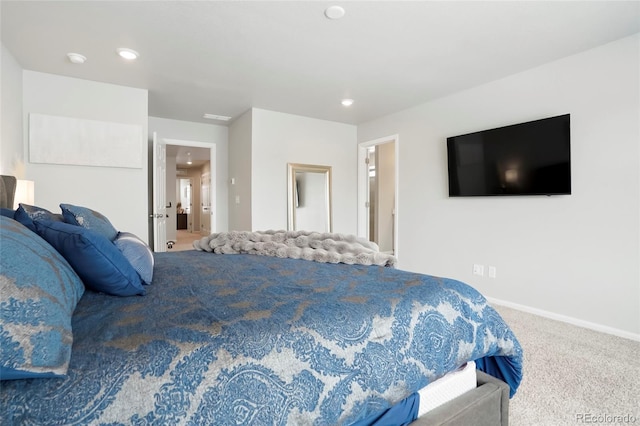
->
{"left": 152, "top": 137, "right": 217, "bottom": 251}
{"left": 357, "top": 134, "right": 399, "bottom": 259}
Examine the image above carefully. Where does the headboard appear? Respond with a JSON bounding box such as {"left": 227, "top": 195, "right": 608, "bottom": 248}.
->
{"left": 0, "top": 175, "right": 17, "bottom": 209}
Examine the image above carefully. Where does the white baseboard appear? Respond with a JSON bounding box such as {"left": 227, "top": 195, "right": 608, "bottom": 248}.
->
{"left": 487, "top": 297, "right": 640, "bottom": 342}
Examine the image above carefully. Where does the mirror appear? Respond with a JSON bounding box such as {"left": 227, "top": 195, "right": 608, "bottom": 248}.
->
{"left": 287, "top": 163, "right": 332, "bottom": 232}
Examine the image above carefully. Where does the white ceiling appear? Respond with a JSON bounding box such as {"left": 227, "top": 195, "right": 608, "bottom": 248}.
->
{"left": 2, "top": 1, "right": 639, "bottom": 126}
{"left": 166, "top": 144, "right": 210, "bottom": 169}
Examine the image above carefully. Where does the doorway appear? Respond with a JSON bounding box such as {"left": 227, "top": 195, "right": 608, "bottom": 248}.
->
{"left": 358, "top": 135, "right": 398, "bottom": 256}
{"left": 151, "top": 136, "right": 216, "bottom": 252}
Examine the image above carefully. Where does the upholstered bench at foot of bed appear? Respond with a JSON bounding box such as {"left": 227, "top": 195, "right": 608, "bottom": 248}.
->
{"left": 411, "top": 371, "right": 510, "bottom": 426}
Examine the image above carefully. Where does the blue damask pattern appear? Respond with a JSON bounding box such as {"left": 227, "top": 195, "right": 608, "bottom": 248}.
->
{"left": 0, "top": 251, "right": 522, "bottom": 425}
{"left": 0, "top": 216, "right": 85, "bottom": 380}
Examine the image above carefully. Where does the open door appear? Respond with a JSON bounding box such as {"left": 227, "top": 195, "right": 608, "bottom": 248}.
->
{"left": 201, "top": 171, "right": 211, "bottom": 235}
{"left": 370, "top": 142, "right": 395, "bottom": 254}
{"left": 358, "top": 135, "right": 399, "bottom": 257}
{"left": 152, "top": 132, "right": 168, "bottom": 252}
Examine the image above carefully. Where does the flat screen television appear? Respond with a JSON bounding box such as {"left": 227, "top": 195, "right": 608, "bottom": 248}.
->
{"left": 447, "top": 114, "right": 571, "bottom": 196}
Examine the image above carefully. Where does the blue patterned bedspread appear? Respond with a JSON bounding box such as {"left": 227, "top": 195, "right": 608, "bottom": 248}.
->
{"left": 0, "top": 251, "right": 522, "bottom": 425}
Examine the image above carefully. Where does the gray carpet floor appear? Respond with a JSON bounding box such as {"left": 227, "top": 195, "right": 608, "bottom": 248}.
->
{"left": 493, "top": 305, "right": 640, "bottom": 425}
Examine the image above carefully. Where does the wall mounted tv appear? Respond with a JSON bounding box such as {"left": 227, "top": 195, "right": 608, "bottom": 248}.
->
{"left": 447, "top": 114, "right": 571, "bottom": 197}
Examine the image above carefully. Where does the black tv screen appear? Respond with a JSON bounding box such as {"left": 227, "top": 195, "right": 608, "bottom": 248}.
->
{"left": 447, "top": 114, "right": 571, "bottom": 196}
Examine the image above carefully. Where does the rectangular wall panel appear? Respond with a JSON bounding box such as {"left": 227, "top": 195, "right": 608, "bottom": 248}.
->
{"left": 29, "top": 113, "right": 143, "bottom": 169}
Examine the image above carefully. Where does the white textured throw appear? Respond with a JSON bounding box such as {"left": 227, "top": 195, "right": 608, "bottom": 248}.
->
{"left": 193, "top": 230, "right": 397, "bottom": 267}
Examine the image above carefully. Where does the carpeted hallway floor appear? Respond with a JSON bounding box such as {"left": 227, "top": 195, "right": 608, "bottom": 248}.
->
{"left": 493, "top": 304, "right": 639, "bottom": 425}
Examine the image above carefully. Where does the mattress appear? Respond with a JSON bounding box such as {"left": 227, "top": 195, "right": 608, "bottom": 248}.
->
{"left": 417, "top": 361, "right": 477, "bottom": 417}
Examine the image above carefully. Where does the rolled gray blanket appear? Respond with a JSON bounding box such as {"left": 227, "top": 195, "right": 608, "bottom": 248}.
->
{"left": 193, "top": 230, "right": 396, "bottom": 267}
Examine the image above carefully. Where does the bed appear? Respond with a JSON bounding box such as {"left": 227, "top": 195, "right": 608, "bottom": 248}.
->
{"left": 0, "top": 182, "right": 522, "bottom": 425}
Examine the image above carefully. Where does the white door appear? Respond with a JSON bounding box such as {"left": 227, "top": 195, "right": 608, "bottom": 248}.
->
{"left": 374, "top": 142, "right": 396, "bottom": 254}
{"left": 152, "top": 133, "right": 168, "bottom": 252}
{"left": 200, "top": 172, "right": 211, "bottom": 235}
{"left": 358, "top": 135, "right": 399, "bottom": 258}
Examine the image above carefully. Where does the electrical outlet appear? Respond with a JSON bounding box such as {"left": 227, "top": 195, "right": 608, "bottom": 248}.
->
{"left": 488, "top": 266, "right": 497, "bottom": 278}
{"left": 473, "top": 264, "right": 484, "bottom": 276}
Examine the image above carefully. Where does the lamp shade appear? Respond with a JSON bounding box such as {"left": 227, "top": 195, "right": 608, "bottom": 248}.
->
{"left": 13, "top": 180, "right": 35, "bottom": 209}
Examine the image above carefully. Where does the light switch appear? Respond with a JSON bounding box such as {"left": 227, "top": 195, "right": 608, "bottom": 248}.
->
{"left": 473, "top": 264, "right": 484, "bottom": 276}
{"left": 488, "top": 266, "right": 497, "bottom": 278}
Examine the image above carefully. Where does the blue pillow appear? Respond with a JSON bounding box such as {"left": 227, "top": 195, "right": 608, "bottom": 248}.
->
{"left": 0, "top": 208, "right": 15, "bottom": 218}
{"left": 0, "top": 216, "right": 84, "bottom": 380}
{"left": 60, "top": 203, "right": 118, "bottom": 241}
{"left": 34, "top": 220, "right": 145, "bottom": 297}
{"left": 114, "top": 232, "right": 154, "bottom": 285}
{"left": 14, "top": 203, "right": 64, "bottom": 232}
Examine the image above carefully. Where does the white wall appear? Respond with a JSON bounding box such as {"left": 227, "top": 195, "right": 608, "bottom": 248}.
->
{"left": 22, "top": 71, "right": 149, "bottom": 241}
{"left": 251, "top": 108, "right": 357, "bottom": 233}
{"left": 228, "top": 109, "right": 253, "bottom": 231}
{"left": 358, "top": 34, "right": 640, "bottom": 337}
{"left": 148, "top": 116, "right": 229, "bottom": 233}
{"left": 1, "top": 44, "right": 23, "bottom": 175}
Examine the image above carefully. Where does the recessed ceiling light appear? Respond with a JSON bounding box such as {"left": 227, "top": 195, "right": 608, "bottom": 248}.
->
{"left": 341, "top": 98, "right": 354, "bottom": 107}
{"left": 67, "top": 53, "right": 87, "bottom": 64}
{"left": 116, "top": 48, "right": 139, "bottom": 60}
{"left": 203, "top": 113, "right": 232, "bottom": 121}
{"left": 325, "top": 5, "right": 345, "bottom": 20}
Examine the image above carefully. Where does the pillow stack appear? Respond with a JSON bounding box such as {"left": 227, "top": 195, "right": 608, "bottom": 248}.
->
{"left": 1, "top": 203, "right": 155, "bottom": 380}
{"left": 14, "top": 203, "right": 154, "bottom": 296}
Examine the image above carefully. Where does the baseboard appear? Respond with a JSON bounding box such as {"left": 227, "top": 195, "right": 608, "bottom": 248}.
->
{"left": 487, "top": 297, "right": 640, "bottom": 342}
